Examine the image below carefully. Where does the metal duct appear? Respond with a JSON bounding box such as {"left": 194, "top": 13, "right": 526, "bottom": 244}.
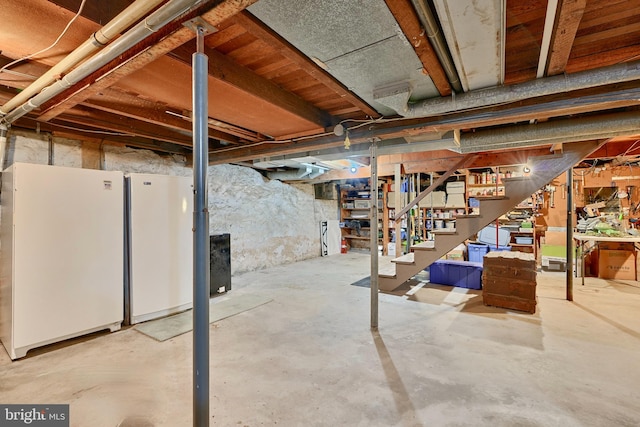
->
{"left": 0, "top": 0, "right": 167, "bottom": 116}
{"left": 407, "top": 60, "right": 640, "bottom": 118}
{"left": 0, "top": 0, "right": 204, "bottom": 127}
{"left": 410, "top": 0, "right": 462, "bottom": 92}
{"left": 457, "top": 111, "right": 640, "bottom": 153}
{"left": 267, "top": 166, "right": 327, "bottom": 181}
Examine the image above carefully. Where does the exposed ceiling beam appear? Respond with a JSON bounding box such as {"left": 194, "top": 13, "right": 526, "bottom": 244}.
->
{"left": 37, "top": 0, "right": 259, "bottom": 122}
{"left": 52, "top": 105, "right": 194, "bottom": 146}
{"left": 11, "top": 119, "right": 192, "bottom": 155}
{"left": 546, "top": 0, "right": 587, "bottom": 76}
{"left": 169, "top": 44, "right": 332, "bottom": 129}
{"left": 228, "top": 11, "right": 380, "bottom": 119}
{"left": 47, "top": 0, "right": 137, "bottom": 24}
{"left": 81, "top": 88, "right": 243, "bottom": 144}
{"left": 207, "top": 82, "right": 640, "bottom": 164}
{"left": 315, "top": 147, "right": 555, "bottom": 180}
{"left": 384, "top": 0, "right": 452, "bottom": 96}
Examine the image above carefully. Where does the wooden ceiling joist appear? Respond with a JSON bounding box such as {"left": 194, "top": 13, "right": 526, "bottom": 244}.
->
{"left": 37, "top": 0, "right": 260, "bottom": 122}
{"left": 384, "top": 0, "right": 452, "bottom": 97}
{"left": 169, "top": 45, "right": 332, "bottom": 129}
{"left": 55, "top": 105, "right": 194, "bottom": 146}
{"left": 546, "top": 0, "right": 587, "bottom": 76}
{"left": 80, "top": 88, "right": 243, "bottom": 144}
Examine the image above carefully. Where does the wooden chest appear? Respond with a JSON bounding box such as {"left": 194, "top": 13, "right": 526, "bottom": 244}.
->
{"left": 482, "top": 251, "right": 537, "bottom": 314}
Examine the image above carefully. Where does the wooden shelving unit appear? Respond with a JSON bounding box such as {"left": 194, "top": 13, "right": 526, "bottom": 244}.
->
{"left": 339, "top": 184, "right": 384, "bottom": 252}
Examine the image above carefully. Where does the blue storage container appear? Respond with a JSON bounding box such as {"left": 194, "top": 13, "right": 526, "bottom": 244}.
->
{"left": 468, "top": 242, "right": 489, "bottom": 263}
{"left": 428, "top": 261, "right": 448, "bottom": 284}
{"left": 428, "top": 260, "right": 483, "bottom": 290}
{"left": 478, "top": 225, "right": 510, "bottom": 246}
{"left": 488, "top": 245, "right": 512, "bottom": 252}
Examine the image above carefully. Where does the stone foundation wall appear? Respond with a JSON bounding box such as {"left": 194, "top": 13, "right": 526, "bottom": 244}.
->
{"left": 1, "top": 130, "right": 337, "bottom": 274}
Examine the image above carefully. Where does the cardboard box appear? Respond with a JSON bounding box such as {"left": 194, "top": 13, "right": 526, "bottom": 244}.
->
{"left": 387, "top": 243, "right": 396, "bottom": 257}
{"left": 598, "top": 250, "right": 635, "bottom": 280}
{"left": 446, "top": 250, "right": 464, "bottom": 261}
{"left": 418, "top": 191, "right": 446, "bottom": 208}
{"left": 544, "top": 231, "right": 566, "bottom": 246}
{"left": 444, "top": 243, "right": 466, "bottom": 261}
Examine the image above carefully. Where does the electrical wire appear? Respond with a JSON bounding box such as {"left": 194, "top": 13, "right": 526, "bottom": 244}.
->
{"left": 0, "top": 0, "right": 88, "bottom": 75}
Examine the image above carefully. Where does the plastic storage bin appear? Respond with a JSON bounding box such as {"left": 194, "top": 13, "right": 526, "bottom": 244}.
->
{"left": 478, "top": 225, "right": 510, "bottom": 246}
{"left": 468, "top": 242, "right": 489, "bottom": 263}
{"left": 428, "top": 260, "right": 483, "bottom": 290}
{"left": 515, "top": 236, "right": 533, "bottom": 244}
{"left": 488, "top": 245, "right": 512, "bottom": 252}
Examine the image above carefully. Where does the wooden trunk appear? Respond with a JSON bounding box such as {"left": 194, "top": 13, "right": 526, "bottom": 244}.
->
{"left": 482, "top": 251, "right": 537, "bottom": 313}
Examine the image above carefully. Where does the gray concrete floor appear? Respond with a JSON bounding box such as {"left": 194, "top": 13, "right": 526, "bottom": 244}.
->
{"left": 1, "top": 253, "right": 640, "bottom": 426}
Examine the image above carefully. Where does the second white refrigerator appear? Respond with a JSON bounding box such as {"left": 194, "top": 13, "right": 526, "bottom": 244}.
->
{"left": 127, "top": 173, "right": 193, "bottom": 324}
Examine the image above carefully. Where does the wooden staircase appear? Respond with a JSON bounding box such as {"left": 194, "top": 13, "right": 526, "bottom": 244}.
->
{"left": 378, "top": 141, "right": 603, "bottom": 291}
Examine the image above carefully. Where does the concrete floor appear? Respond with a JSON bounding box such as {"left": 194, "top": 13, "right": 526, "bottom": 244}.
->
{"left": 1, "top": 253, "right": 640, "bottom": 426}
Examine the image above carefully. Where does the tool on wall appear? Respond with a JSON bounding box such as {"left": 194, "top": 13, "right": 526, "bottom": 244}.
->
{"left": 546, "top": 185, "right": 556, "bottom": 208}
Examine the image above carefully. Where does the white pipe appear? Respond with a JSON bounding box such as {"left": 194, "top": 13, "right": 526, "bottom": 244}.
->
{"left": 0, "top": 0, "right": 167, "bottom": 116}
{"left": 411, "top": 0, "right": 462, "bottom": 92}
{"left": 0, "top": 0, "right": 203, "bottom": 126}
{"left": 536, "top": 0, "right": 559, "bottom": 78}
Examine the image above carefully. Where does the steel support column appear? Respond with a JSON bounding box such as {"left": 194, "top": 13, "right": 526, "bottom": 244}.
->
{"left": 370, "top": 141, "right": 379, "bottom": 329}
{"left": 192, "top": 25, "right": 210, "bottom": 427}
{"left": 566, "top": 169, "right": 574, "bottom": 301}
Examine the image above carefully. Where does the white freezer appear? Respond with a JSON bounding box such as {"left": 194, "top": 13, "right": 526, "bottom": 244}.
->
{"left": 127, "top": 173, "right": 193, "bottom": 324}
{"left": 0, "top": 163, "right": 124, "bottom": 359}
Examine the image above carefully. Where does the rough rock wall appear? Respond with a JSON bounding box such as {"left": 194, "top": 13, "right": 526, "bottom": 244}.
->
{"left": 1, "top": 131, "right": 336, "bottom": 274}
{"left": 208, "top": 164, "right": 336, "bottom": 272}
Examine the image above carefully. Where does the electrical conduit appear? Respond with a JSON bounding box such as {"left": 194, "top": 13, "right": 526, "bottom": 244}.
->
{"left": 0, "top": 0, "right": 167, "bottom": 116}
{"left": 0, "top": 0, "right": 203, "bottom": 127}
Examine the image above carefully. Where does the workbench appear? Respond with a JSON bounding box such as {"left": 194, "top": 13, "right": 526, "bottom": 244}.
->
{"left": 573, "top": 233, "right": 640, "bottom": 284}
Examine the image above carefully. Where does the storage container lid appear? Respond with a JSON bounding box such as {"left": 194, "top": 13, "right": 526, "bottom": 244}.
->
{"left": 477, "top": 225, "right": 511, "bottom": 246}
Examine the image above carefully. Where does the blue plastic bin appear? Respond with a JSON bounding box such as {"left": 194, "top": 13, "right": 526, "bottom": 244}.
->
{"left": 468, "top": 242, "right": 489, "bottom": 263}
{"left": 428, "top": 259, "right": 483, "bottom": 290}
{"left": 488, "top": 245, "right": 512, "bottom": 252}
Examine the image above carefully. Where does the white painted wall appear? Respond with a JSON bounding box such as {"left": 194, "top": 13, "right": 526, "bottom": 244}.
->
{"left": 1, "top": 130, "right": 337, "bottom": 274}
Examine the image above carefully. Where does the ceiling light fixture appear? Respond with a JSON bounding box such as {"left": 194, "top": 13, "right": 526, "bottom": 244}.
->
{"left": 350, "top": 166, "right": 358, "bottom": 174}
{"left": 523, "top": 166, "right": 531, "bottom": 173}
{"left": 344, "top": 129, "right": 351, "bottom": 150}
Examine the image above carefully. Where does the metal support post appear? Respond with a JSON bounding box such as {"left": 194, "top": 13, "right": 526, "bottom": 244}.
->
{"left": 192, "top": 25, "right": 210, "bottom": 427}
{"left": 370, "top": 141, "right": 379, "bottom": 329}
{"left": 566, "top": 169, "right": 574, "bottom": 301}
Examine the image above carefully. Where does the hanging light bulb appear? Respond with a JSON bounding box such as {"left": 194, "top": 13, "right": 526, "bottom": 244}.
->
{"left": 344, "top": 129, "right": 351, "bottom": 150}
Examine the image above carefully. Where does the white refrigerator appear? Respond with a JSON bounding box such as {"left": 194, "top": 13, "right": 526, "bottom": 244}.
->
{"left": 0, "top": 163, "right": 124, "bottom": 359}
{"left": 126, "top": 173, "right": 193, "bottom": 324}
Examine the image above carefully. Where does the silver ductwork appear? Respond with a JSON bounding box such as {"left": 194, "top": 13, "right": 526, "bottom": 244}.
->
{"left": 267, "top": 165, "right": 328, "bottom": 181}
{"left": 404, "top": 61, "right": 640, "bottom": 118}
{"left": 457, "top": 111, "right": 640, "bottom": 153}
